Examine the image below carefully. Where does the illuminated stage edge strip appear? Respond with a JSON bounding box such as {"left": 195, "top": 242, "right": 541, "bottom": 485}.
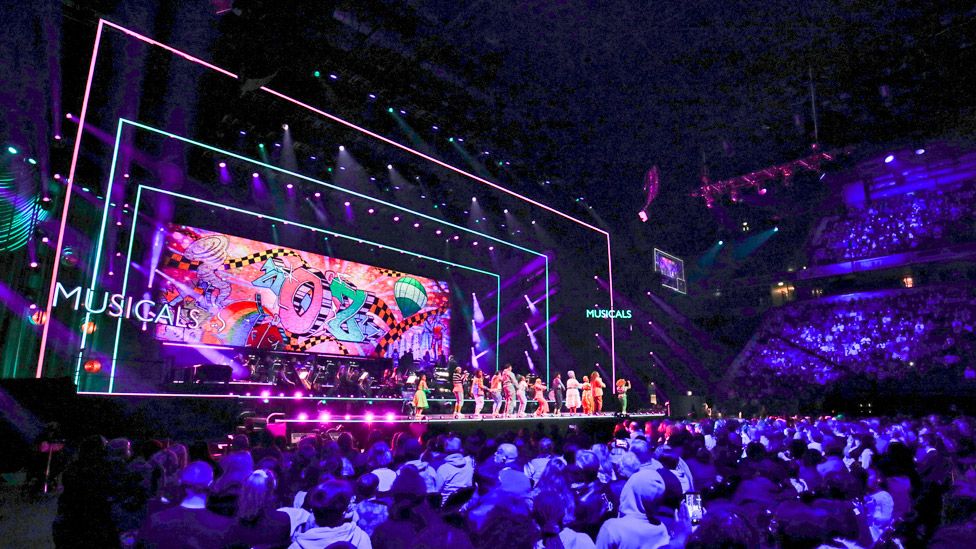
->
{"left": 41, "top": 20, "right": 612, "bottom": 384}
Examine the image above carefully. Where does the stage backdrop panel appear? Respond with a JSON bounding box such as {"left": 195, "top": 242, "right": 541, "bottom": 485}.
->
{"left": 156, "top": 224, "right": 451, "bottom": 359}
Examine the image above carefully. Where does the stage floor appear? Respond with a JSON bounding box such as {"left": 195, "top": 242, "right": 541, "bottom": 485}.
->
{"left": 270, "top": 411, "right": 666, "bottom": 425}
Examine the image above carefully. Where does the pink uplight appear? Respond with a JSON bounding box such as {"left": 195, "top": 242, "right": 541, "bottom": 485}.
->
{"left": 385, "top": 412, "right": 395, "bottom": 422}
{"left": 364, "top": 412, "right": 374, "bottom": 423}
{"left": 297, "top": 412, "right": 308, "bottom": 421}
{"left": 318, "top": 412, "right": 330, "bottom": 422}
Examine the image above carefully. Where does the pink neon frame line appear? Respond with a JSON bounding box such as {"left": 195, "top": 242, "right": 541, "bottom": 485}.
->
{"left": 39, "top": 19, "right": 616, "bottom": 381}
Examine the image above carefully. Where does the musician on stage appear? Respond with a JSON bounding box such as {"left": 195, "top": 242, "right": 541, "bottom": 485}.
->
{"left": 451, "top": 367, "right": 469, "bottom": 418}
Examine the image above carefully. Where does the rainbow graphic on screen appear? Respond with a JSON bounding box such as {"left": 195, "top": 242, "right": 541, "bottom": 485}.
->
{"left": 154, "top": 225, "right": 450, "bottom": 358}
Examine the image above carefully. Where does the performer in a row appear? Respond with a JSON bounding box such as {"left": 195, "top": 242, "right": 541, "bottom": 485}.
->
{"left": 565, "top": 371, "right": 581, "bottom": 414}
{"left": 616, "top": 378, "right": 632, "bottom": 414}
{"left": 471, "top": 369, "right": 486, "bottom": 418}
{"left": 533, "top": 377, "right": 549, "bottom": 416}
{"left": 452, "top": 367, "right": 469, "bottom": 418}
{"left": 551, "top": 373, "right": 565, "bottom": 416}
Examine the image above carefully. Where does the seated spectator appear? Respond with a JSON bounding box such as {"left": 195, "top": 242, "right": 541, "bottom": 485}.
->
{"left": 351, "top": 473, "right": 388, "bottom": 537}
{"left": 438, "top": 436, "right": 474, "bottom": 503}
{"left": 136, "top": 461, "right": 233, "bottom": 549}
{"left": 289, "top": 480, "right": 371, "bottom": 549}
{"left": 373, "top": 466, "right": 472, "bottom": 549}
{"left": 208, "top": 450, "right": 254, "bottom": 517}
{"left": 225, "top": 469, "right": 291, "bottom": 549}
{"left": 595, "top": 469, "right": 670, "bottom": 549}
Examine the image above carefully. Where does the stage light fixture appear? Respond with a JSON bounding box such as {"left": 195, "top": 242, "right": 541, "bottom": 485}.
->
{"left": 413, "top": 222, "right": 420, "bottom": 228}
{"left": 313, "top": 70, "right": 321, "bottom": 77}
{"left": 387, "top": 164, "right": 393, "bottom": 170}
{"left": 364, "top": 412, "right": 374, "bottom": 422}
{"left": 393, "top": 216, "right": 400, "bottom": 222}
{"left": 343, "top": 201, "right": 350, "bottom": 206}
{"left": 884, "top": 154, "right": 894, "bottom": 163}
{"left": 314, "top": 192, "right": 321, "bottom": 197}
{"left": 387, "top": 107, "right": 394, "bottom": 113}
{"left": 286, "top": 183, "right": 293, "bottom": 189}
{"left": 297, "top": 412, "right": 308, "bottom": 421}
{"left": 915, "top": 148, "right": 926, "bottom": 155}
{"left": 30, "top": 261, "right": 38, "bottom": 268}
{"left": 718, "top": 240, "right": 724, "bottom": 245}
{"left": 431, "top": 125, "right": 439, "bottom": 130}
{"left": 329, "top": 74, "right": 337, "bottom": 80}
{"left": 6, "top": 146, "right": 17, "bottom": 154}
{"left": 435, "top": 229, "right": 442, "bottom": 235}
{"left": 367, "top": 208, "right": 374, "bottom": 214}
{"left": 338, "top": 145, "right": 345, "bottom": 151}
{"left": 368, "top": 94, "right": 376, "bottom": 99}
{"left": 281, "top": 123, "right": 289, "bottom": 131}
{"left": 28, "top": 158, "right": 37, "bottom": 165}
{"left": 252, "top": 172, "right": 259, "bottom": 177}
{"left": 218, "top": 161, "right": 226, "bottom": 168}
{"left": 258, "top": 143, "right": 264, "bottom": 148}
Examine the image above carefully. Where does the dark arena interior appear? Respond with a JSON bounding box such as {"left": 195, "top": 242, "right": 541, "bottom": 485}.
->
{"left": 2, "top": 2, "right": 976, "bottom": 548}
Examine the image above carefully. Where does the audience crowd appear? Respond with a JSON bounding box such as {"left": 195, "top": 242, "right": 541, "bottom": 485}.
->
{"left": 809, "top": 184, "right": 976, "bottom": 265}
{"left": 49, "top": 412, "right": 976, "bottom": 548}
{"left": 736, "top": 285, "right": 976, "bottom": 393}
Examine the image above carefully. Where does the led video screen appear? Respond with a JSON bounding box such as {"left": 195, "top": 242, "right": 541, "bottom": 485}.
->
{"left": 156, "top": 225, "right": 451, "bottom": 358}
{"left": 653, "top": 248, "right": 687, "bottom": 294}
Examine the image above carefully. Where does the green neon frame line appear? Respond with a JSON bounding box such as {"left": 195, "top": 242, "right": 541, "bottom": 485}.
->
{"left": 73, "top": 121, "right": 125, "bottom": 385}
{"left": 107, "top": 185, "right": 502, "bottom": 393}
{"left": 86, "top": 119, "right": 548, "bottom": 390}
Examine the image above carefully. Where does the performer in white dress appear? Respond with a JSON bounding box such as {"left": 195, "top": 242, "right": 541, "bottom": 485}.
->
{"left": 565, "top": 370, "right": 581, "bottom": 414}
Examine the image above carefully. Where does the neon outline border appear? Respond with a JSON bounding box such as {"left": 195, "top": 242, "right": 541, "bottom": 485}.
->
{"left": 98, "top": 184, "right": 501, "bottom": 393}
{"left": 40, "top": 19, "right": 613, "bottom": 385}
{"left": 87, "top": 119, "right": 542, "bottom": 389}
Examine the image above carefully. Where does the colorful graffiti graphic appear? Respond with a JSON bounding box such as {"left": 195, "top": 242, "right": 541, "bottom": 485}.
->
{"left": 155, "top": 225, "right": 450, "bottom": 357}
